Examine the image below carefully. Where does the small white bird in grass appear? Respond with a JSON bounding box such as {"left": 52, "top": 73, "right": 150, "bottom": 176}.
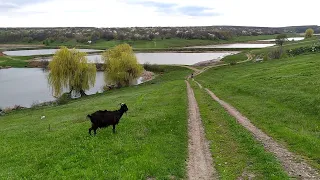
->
{"left": 41, "top": 116, "right": 46, "bottom": 120}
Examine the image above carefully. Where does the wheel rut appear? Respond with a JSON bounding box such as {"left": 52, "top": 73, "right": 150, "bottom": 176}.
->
{"left": 185, "top": 80, "right": 218, "bottom": 180}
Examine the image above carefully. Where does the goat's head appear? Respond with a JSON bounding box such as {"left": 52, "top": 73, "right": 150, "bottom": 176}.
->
{"left": 119, "top": 103, "right": 128, "bottom": 113}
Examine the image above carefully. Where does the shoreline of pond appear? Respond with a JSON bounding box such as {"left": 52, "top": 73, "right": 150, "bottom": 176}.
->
{"left": 0, "top": 68, "right": 155, "bottom": 109}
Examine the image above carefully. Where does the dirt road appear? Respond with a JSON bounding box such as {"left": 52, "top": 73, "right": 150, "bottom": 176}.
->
{"left": 205, "top": 88, "right": 320, "bottom": 179}
{"left": 185, "top": 81, "right": 218, "bottom": 180}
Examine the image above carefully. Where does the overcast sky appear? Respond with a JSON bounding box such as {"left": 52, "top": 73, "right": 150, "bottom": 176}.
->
{"left": 0, "top": 0, "right": 319, "bottom": 27}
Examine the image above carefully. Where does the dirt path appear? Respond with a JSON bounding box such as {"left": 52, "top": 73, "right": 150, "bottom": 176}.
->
{"left": 204, "top": 88, "right": 320, "bottom": 179}
{"left": 185, "top": 81, "right": 218, "bottom": 180}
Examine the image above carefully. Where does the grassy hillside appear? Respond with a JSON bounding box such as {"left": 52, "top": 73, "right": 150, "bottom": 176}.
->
{"left": 196, "top": 54, "right": 320, "bottom": 169}
{"left": 221, "top": 37, "right": 320, "bottom": 63}
{"left": 0, "top": 66, "right": 192, "bottom": 179}
{"left": 190, "top": 81, "right": 288, "bottom": 179}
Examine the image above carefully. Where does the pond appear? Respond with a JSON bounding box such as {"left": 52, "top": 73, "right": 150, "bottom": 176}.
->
{"left": 258, "top": 37, "right": 305, "bottom": 42}
{"left": 3, "top": 49, "right": 103, "bottom": 56}
{"left": 185, "top": 43, "right": 275, "bottom": 49}
{"left": 47, "top": 52, "right": 238, "bottom": 65}
{"left": 0, "top": 68, "right": 142, "bottom": 108}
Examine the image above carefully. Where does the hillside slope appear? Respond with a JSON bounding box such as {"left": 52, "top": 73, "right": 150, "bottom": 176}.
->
{"left": 0, "top": 66, "right": 192, "bottom": 179}
{"left": 196, "top": 54, "right": 320, "bottom": 169}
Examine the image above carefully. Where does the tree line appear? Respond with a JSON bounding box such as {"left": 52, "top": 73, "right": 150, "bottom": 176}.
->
{"left": 0, "top": 25, "right": 298, "bottom": 44}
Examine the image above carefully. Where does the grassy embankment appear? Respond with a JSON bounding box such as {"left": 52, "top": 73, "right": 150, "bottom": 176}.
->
{"left": 0, "top": 56, "right": 33, "bottom": 67}
{"left": 195, "top": 53, "right": 320, "bottom": 170}
{"left": 190, "top": 81, "right": 289, "bottom": 179}
{"left": 0, "top": 66, "right": 192, "bottom": 179}
{"left": 222, "top": 36, "right": 319, "bottom": 63}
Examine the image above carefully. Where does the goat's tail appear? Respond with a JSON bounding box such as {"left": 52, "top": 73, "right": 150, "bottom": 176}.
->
{"left": 86, "top": 114, "right": 92, "bottom": 119}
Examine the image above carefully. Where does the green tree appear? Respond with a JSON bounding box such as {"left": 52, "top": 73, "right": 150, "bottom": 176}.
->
{"left": 305, "top": 28, "right": 314, "bottom": 38}
{"left": 275, "top": 34, "right": 288, "bottom": 47}
{"left": 48, "top": 46, "right": 96, "bottom": 98}
{"left": 102, "top": 44, "right": 143, "bottom": 87}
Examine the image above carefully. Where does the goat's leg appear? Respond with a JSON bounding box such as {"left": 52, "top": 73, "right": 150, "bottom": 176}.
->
{"left": 112, "top": 125, "right": 116, "bottom": 133}
{"left": 89, "top": 127, "right": 92, "bottom": 135}
{"left": 93, "top": 127, "right": 97, "bottom": 136}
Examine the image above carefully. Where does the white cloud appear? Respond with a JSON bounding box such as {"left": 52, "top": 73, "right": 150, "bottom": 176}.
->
{"left": 0, "top": 0, "right": 319, "bottom": 27}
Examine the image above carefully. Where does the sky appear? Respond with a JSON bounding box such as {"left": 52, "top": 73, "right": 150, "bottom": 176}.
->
{"left": 0, "top": 0, "right": 319, "bottom": 27}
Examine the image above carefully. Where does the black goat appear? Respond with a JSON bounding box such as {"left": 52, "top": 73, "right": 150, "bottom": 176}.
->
{"left": 87, "top": 103, "right": 128, "bottom": 135}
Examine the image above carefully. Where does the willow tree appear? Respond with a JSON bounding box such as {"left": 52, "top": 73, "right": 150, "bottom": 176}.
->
{"left": 48, "top": 46, "right": 96, "bottom": 98}
{"left": 305, "top": 28, "right": 314, "bottom": 38}
{"left": 102, "top": 44, "right": 143, "bottom": 87}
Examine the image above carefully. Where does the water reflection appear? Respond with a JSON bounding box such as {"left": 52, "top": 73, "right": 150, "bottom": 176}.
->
{"left": 3, "top": 49, "right": 102, "bottom": 56}
{"left": 0, "top": 68, "right": 142, "bottom": 108}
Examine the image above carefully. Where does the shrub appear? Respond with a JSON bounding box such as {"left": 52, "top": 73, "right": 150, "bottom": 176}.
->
{"left": 3, "top": 105, "right": 26, "bottom": 113}
{"left": 56, "top": 93, "right": 71, "bottom": 105}
{"left": 269, "top": 48, "right": 283, "bottom": 59}
{"left": 143, "top": 62, "right": 165, "bottom": 73}
{"left": 286, "top": 45, "right": 320, "bottom": 56}
{"left": 31, "top": 101, "right": 56, "bottom": 109}
{"left": 230, "top": 61, "right": 237, "bottom": 65}
{"left": 263, "top": 53, "right": 269, "bottom": 61}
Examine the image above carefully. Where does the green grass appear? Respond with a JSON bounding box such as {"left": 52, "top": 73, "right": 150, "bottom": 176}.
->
{"left": 195, "top": 54, "right": 320, "bottom": 170}
{"left": 231, "top": 34, "right": 300, "bottom": 42}
{"left": 3, "top": 34, "right": 301, "bottom": 50}
{"left": 190, "top": 80, "right": 288, "bottom": 179}
{"left": 221, "top": 51, "right": 249, "bottom": 64}
{"left": 222, "top": 37, "right": 320, "bottom": 63}
{"left": 47, "top": 38, "right": 223, "bottom": 49}
{"left": 0, "top": 66, "right": 192, "bottom": 179}
{"left": 0, "top": 56, "right": 33, "bottom": 67}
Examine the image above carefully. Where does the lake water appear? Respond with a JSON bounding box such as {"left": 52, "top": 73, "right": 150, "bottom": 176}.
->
{"left": 258, "top": 37, "right": 304, "bottom": 42}
{"left": 0, "top": 68, "right": 142, "bottom": 108}
{"left": 185, "top": 43, "right": 275, "bottom": 49}
{"left": 3, "top": 49, "right": 103, "bottom": 56}
{"left": 50, "top": 52, "right": 238, "bottom": 65}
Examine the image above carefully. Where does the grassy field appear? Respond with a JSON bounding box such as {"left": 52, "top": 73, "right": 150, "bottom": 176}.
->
{"left": 0, "top": 56, "right": 33, "bottom": 67}
{"left": 0, "top": 66, "right": 192, "bottom": 179}
{"left": 195, "top": 54, "right": 320, "bottom": 170}
{"left": 190, "top": 81, "right": 288, "bottom": 179}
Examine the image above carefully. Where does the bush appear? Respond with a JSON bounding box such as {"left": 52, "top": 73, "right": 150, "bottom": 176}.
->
{"left": 280, "top": 51, "right": 288, "bottom": 59}
{"left": 143, "top": 62, "right": 165, "bottom": 73}
{"left": 2, "top": 105, "right": 26, "bottom": 113}
{"left": 229, "top": 61, "right": 237, "bottom": 65}
{"left": 269, "top": 48, "right": 283, "bottom": 59}
{"left": 31, "top": 101, "right": 56, "bottom": 109}
{"left": 56, "top": 93, "right": 71, "bottom": 105}
{"left": 287, "top": 45, "right": 320, "bottom": 56}
{"left": 263, "top": 53, "right": 269, "bottom": 61}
